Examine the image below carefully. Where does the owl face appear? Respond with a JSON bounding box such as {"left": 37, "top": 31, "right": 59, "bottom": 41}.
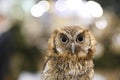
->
{"left": 48, "top": 26, "right": 96, "bottom": 59}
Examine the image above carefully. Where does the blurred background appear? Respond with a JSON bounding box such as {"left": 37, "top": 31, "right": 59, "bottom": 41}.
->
{"left": 0, "top": 0, "right": 120, "bottom": 80}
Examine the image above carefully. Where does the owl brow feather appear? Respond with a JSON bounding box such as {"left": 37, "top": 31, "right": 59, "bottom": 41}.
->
{"left": 59, "top": 32, "right": 73, "bottom": 42}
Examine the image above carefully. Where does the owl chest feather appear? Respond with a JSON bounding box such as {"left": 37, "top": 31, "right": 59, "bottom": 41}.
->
{"left": 41, "top": 56, "right": 94, "bottom": 80}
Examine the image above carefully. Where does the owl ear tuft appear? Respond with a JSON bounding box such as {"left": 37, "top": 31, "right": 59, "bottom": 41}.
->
{"left": 48, "top": 29, "right": 59, "bottom": 53}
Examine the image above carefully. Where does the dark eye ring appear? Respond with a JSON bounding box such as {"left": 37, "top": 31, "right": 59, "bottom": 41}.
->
{"left": 60, "top": 34, "right": 69, "bottom": 44}
{"left": 76, "top": 34, "right": 84, "bottom": 43}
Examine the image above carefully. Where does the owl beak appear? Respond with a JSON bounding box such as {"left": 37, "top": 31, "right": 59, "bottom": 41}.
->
{"left": 71, "top": 43, "right": 75, "bottom": 54}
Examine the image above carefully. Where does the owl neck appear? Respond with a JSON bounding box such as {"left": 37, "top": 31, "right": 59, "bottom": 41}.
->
{"left": 46, "top": 53, "right": 94, "bottom": 67}
{"left": 47, "top": 52, "right": 93, "bottom": 61}
{"left": 45, "top": 54, "right": 94, "bottom": 77}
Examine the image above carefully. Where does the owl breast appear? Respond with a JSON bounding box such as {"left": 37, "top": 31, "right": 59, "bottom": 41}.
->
{"left": 41, "top": 55, "right": 94, "bottom": 80}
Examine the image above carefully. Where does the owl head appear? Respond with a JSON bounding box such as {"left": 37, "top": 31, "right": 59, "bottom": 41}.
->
{"left": 48, "top": 26, "right": 96, "bottom": 59}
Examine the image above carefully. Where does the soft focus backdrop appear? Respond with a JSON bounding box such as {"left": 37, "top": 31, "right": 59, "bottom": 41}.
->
{"left": 0, "top": 0, "right": 120, "bottom": 80}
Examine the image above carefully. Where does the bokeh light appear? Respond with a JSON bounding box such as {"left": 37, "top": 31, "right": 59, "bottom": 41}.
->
{"left": 31, "top": 0, "right": 50, "bottom": 17}
{"left": 95, "top": 19, "right": 107, "bottom": 29}
{"left": 85, "top": 1, "right": 103, "bottom": 17}
{"left": 38, "top": 0, "right": 50, "bottom": 12}
{"left": 54, "top": 0, "right": 103, "bottom": 18}
{"left": 55, "top": 0, "right": 67, "bottom": 12}
{"left": 31, "top": 4, "right": 44, "bottom": 17}
{"left": 65, "top": 0, "right": 83, "bottom": 11}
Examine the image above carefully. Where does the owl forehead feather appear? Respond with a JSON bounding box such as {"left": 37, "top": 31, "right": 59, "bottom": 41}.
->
{"left": 58, "top": 26, "right": 87, "bottom": 36}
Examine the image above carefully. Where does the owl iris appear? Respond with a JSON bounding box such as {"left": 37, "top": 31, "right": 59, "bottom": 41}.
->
{"left": 76, "top": 34, "right": 84, "bottom": 43}
{"left": 60, "top": 34, "right": 69, "bottom": 44}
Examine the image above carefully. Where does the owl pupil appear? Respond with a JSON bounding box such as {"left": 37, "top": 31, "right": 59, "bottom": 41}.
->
{"left": 77, "top": 34, "right": 84, "bottom": 42}
{"left": 62, "top": 36, "right": 67, "bottom": 42}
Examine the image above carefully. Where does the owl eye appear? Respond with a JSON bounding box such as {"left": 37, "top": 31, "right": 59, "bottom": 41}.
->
{"left": 60, "top": 34, "right": 69, "bottom": 44}
{"left": 76, "top": 34, "right": 84, "bottom": 43}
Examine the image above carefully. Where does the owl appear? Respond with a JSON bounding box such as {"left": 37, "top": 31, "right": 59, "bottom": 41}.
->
{"left": 40, "top": 26, "right": 96, "bottom": 80}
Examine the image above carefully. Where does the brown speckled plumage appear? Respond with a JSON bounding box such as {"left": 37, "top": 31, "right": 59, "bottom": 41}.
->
{"left": 41, "top": 26, "right": 96, "bottom": 80}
